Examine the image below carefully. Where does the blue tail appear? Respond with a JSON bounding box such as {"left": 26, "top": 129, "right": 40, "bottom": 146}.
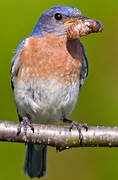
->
{"left": 24, "top": 144, "right": 47, "bottom": 178}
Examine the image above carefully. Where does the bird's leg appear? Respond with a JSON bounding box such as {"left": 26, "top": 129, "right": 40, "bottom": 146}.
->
{"left": 63, "top": 118, "right": 88, "bottom": 144}
{"left": 17, "top": 115, "right": 34, "bottom": 139}
{"left": 56, "top": 118, "right": 88, "bottom": 151}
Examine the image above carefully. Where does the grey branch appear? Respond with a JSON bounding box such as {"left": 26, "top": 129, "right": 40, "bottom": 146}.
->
{"left": 0, "top": 120, "right": 118, "bottom": 150}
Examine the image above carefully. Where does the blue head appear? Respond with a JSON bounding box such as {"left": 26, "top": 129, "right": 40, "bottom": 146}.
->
{"left": 32, "top": 5, "right": 82, "bottom": 36}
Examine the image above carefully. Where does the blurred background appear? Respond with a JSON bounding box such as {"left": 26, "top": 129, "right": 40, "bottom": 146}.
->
{"left": 0, "top": 0, "right": 118, "bottom": 179}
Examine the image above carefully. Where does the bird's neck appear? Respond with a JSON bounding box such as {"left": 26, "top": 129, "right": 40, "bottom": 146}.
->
{"left": 17, "top": 33, "right": 83, "bottom": 85}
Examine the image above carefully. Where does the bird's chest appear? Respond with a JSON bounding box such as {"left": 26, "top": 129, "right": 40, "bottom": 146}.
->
{"left": 16, "top": 35, "right": 83, "bottom": 84}
{"left": 15, "top": 79, "right": 80, "bottom": 124}
{"left": 15, "top": 35, "right": 83, "bottom": 124}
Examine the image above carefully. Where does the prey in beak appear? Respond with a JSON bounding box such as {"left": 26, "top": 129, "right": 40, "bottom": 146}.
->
{"left": 64, "top": 16, "right": 103, "bottom": 39}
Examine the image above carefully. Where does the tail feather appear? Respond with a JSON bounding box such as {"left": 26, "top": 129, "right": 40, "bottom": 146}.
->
{"left": 24, "top": 144, "right": 47, "bottom": 178}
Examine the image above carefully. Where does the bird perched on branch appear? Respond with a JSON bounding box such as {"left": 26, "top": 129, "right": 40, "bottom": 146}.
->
{"left": 11, "top": 5, "right": 102, "bottom": 179}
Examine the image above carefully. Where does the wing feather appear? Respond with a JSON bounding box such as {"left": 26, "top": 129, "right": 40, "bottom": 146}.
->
{"left": 80, "top": 44, "right": 88, "bottom": 88}
{"left": 11, "top": 39, "right": 27, "bottom": 90}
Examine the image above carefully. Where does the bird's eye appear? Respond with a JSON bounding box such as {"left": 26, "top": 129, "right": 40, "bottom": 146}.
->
{"left": 54, "top": 13, "right": 62, "bottom": 20}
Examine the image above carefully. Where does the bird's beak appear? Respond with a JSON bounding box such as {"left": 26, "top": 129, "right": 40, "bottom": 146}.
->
{"left": 65, "top": 15, "right": 103, "bottom": 39}
{"left": 64, "top": 19, "right": 76, "bottom": 26}
{"left": 64, "top": 16, "right": 88, "bottom": 26}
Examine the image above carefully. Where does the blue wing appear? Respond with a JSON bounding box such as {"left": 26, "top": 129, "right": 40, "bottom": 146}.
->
{"left": 11, "top": 38, "right": 27, "bottom": 90}
{"left": 80, "top": 43, "right": 88, "bottom": 88}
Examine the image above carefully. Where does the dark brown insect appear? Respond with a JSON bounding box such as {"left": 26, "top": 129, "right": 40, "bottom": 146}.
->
{"left": 67, "top": 17, "right": 103, "bottom": 39}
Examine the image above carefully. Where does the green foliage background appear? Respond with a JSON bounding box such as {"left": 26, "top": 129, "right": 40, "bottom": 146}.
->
{"left": 0, "top": 0, "right": 118, "bottom": 179}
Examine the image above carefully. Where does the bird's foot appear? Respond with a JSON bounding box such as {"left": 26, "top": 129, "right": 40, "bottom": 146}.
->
{"left": 17, "top": 116, "right": 34, "bottom": 142}
{"left": 63, "top": 118, "right": 88, "bottom": 144}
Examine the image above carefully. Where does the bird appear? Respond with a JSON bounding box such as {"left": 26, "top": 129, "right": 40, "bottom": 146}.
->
{"left": 11, "top": 5, "right": 102, "bottom": 179}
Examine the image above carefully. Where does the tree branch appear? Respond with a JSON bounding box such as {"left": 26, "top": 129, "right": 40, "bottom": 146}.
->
{"left": 0, "top": 120, "right": 118, "bottom": 150}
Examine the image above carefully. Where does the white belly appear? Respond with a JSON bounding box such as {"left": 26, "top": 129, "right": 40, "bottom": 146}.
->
{"left": 14, "top": 78, "right": 80, "bottom": 124}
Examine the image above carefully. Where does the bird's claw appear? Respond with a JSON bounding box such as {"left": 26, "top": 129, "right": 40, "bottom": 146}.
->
{"left": 17, "top": 116, "right": 34, "bottom": 142}
{"left": 69, "top": 121, "right": 88, "bottom": 143}
{"left": 63, "top": 118, "right": 88, "bottom": 144}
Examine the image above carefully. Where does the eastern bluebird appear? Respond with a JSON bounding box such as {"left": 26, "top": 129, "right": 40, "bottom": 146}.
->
{"left": 11, "top": 5, "right": 102, "bottom": 178}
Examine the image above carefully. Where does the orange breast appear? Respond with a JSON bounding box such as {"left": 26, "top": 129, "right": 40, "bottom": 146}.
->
{"left": 17, "top": 33, "right": 84, "bottom": 84}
